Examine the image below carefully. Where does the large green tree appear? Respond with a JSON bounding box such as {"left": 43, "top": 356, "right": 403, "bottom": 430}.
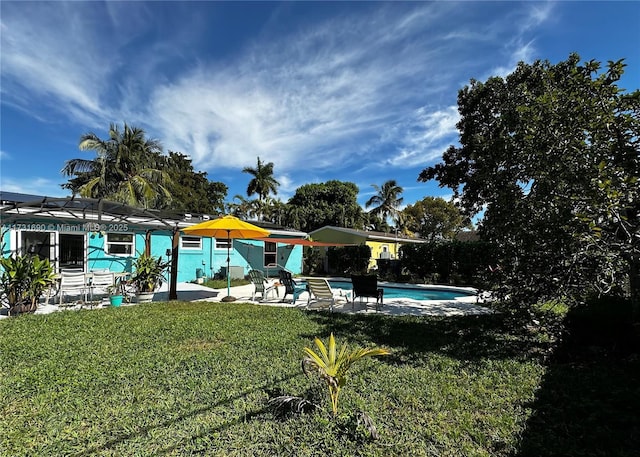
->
{"left": 164, "top": 152, "right": 227, "bottom": 215}
{"left": 419, "top": 54, "right": 639, "bottom": 315}
{"left": 402, "top": 197, "right": 471, "bottom": 241}
{"left": 242, "top": 157, "right": 280, "bottom": 201}
{"left": 365, "top": 180, "right": 404, "bottom": 231}
{"left": 286, "top": 181, "right": 365, "bottom": 233}
{"left": 62, "top": 123, "right": 171, "bottom": 208}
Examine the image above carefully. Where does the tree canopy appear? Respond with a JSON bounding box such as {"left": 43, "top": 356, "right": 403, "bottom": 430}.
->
{"left": 61, "top": 123, "right": 171, "bottom": 208}
{"left": 402, "top": 197, "right": 471, "bottom": 241}
{"left": 286, "top": 180, "right": 365, "bottom": 233}
{"left": 164, "top": 151, "right": 227, "bottom": 215}
{"left": 62, "top": 123, "right": 228, "bottom": 214}
{"left": 419, "top": 54, "right": 640, "bottom": 315}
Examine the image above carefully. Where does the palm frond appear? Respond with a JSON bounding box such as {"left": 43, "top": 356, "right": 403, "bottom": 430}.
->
{"left": 61, "top": 158, "right": 98, "bottom": 176}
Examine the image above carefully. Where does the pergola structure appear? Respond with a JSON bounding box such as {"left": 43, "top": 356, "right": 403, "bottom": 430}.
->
{"left": 0, "top": 191, "right": 190, "bottom": 300}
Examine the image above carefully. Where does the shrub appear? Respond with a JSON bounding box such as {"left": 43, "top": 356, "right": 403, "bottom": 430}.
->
{"left": 0, "top": 254, "right": 56, "bottom": 315}
{"left": 327, "top": 245, "right": 371, "bottom": 275}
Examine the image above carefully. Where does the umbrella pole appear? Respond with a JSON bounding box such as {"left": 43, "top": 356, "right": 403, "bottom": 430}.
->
{"left": 221, "top": 230, "right": 236, "bottom": 302}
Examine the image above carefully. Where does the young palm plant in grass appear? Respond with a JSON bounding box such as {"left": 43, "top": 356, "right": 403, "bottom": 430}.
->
{"left": 302, "top": 333, "right": 390, "bottom": 417}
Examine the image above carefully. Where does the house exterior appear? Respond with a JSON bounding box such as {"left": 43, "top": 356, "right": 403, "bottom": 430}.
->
{"left": 308, "top": 225, "right": 428, "bottom": 270}
{"left": 0, "top": 192, "right": 306, "bottom": 284}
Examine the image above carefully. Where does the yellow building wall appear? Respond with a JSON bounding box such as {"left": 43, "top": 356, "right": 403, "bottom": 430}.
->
{"left": 367, "top": 240, "right": 401, "bottom": 269}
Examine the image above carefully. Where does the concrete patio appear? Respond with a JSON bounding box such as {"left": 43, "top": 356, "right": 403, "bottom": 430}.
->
{"left": 2, "top": 281, "right": 492, "bottom": 319}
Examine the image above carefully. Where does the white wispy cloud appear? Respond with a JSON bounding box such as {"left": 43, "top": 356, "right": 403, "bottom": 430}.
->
{"left": 384, "top": 106, "right": 460, "bottom": 168}
{"left": 147, "top": 2, "right": 510, "bottom": 176}
{"left": 0, "top": 177, "right": 68, "bottom": 197}
{"left": 0, "top": 2, "right": 116, "bottom": 126}
{"left": 486, "top": 2, "right": 555, "bottom": 79}
{"left": 1, "top": 1, "right": 553, "bottom": 202}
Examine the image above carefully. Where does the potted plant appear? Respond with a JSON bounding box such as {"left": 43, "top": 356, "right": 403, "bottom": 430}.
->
{"left": 131, "top": 253, "right": 169, "bottom": 303}
{"left": 107, "top": 277, "right": 126, "bottom": 307}
{"left": 0, "top": 254, "right": 56, "bottom": 316}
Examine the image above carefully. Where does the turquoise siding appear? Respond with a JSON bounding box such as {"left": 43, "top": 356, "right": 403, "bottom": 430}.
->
{"left": 1, "top": 218, "right": 303, "bottom": 283}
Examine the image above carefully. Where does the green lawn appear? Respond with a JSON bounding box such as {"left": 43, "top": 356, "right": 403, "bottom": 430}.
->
{"left": 1, "top": 302, "right": 637, "bottom": 456}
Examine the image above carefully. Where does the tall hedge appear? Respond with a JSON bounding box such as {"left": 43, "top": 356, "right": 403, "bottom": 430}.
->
{"left": 327, "top": 245, "right": 371, "bottom": 275}
{"left": 400, "top": 241, "right": 498, "bottom": 287}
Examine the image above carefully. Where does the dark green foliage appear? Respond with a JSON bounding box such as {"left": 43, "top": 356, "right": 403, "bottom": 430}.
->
{"left": 327, "top": 244, "right": 371, "bottom": 275}
{"left": 401, "top": 196, "right": 471, "bottom": 240}
{"left": 0, "top": 254, "right": 56, "bottom": 314}
{"left": 164, "top": 151, "right": 227, "bottom": 214}
{"left": 286, "top": 180, "right": 365, "bottom": 233}
{"left": 61, "top": 125, "right": 228, "bottom": 213}
{"left": 1, "top": 302, "right": 637, "bottom": 456}
{"left": 303, "top": 246, "right": 325, "bottom": 275}
{"left": 400, "top": 241, "right": 498, "bottom": 287}
{"left": 419, "top": 54, "right": 640, "bottom": 313}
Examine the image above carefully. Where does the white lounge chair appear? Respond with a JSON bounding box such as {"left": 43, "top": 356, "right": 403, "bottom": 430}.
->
{"left": 306, "top": 278, "right": 351, "bottom": 312}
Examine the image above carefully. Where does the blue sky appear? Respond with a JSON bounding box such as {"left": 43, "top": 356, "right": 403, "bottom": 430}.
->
{"left": 1, "top": 1, "right": 638, "bottom": 212}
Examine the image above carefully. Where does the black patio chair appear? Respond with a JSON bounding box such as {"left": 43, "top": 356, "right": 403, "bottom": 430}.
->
{"left": 350, "top": 274, "right": 384, "bottom": 311}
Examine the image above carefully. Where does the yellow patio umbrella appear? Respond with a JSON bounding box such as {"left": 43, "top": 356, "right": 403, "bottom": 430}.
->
{"left": 182, "top": 215, "right": 270, "bottom": 301}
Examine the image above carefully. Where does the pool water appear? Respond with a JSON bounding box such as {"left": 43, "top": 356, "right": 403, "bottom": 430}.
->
{"left": 305, "top": 279, "right": 477, "bottom": 301}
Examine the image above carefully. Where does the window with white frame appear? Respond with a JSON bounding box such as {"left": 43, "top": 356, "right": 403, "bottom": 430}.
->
{"left": 264, "top": 241, "right": 277, "bottom": 267}
{"left": 106, "top": 233, "right": 134, "bottom": 255}
{"left": 215, "top": 238, "right": 231, "bottom": 250}
{"left": 181, "top": 235, "right": 202, "bottom": 250}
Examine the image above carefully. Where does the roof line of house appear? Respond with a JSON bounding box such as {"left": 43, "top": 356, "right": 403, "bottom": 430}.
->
{"left": 310, "top": 225, "right": 428, "bottom": 244}
{"left": 0, "top": 191, "right": 310, "bottom": 236}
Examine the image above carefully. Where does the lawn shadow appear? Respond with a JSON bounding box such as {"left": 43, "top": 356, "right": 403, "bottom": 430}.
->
{"left": 305, "top": 310, "right": 550, "bottom": 365}
{"left": 73, "top": 372, "right": 299, "bottom": 457}
{"left": 513, "top": 299, "right": 640, "bottom": 456}
{"left": 152, "top": 289, "right": 221, "bottom": 302}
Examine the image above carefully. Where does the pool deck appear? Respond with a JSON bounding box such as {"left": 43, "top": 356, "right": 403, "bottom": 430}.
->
{"left": 1, "top": 281, "right": 493, "bottom": 319}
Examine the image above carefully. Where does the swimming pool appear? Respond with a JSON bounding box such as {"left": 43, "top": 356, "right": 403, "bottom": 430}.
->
{"left": 302, "top": 279, "right": 477, "bottom": 301}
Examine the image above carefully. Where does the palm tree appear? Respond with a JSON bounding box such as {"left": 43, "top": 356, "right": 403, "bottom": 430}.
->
{"left": 260, "top": 197, "right": 288, "bottom": 225}
{"left": 61, "top": 123, "right": 171, "bottom": 208}
{"left": 303, "top": 333, "right": 390, "bottom": 416}
{"left": 365, "top": 179, "right": 404, "bottom": 230}
{"left": 242, "top": 157, "right": 280, "bottom": 202}
{"left": 227, "top": 195, "right": 257, "bottom": 220}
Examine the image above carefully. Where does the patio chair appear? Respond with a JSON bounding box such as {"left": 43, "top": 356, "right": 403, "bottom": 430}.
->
{"left": 278, "top": 270, "right": 307, "bottom": 304}
{"left": 58, "top": 270, "right": 88, "bottom": 306}
{"left": 351, "top": 274, "right": 384, "bottom": 311}
{"left": 248, "top": 270, "right": 279, "bottom": 301}
{"left": 306, "top": 278, "right": 351, "bottom": 313}
{"left": 88, "top": 270, "right": 115, "bottom": 307}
